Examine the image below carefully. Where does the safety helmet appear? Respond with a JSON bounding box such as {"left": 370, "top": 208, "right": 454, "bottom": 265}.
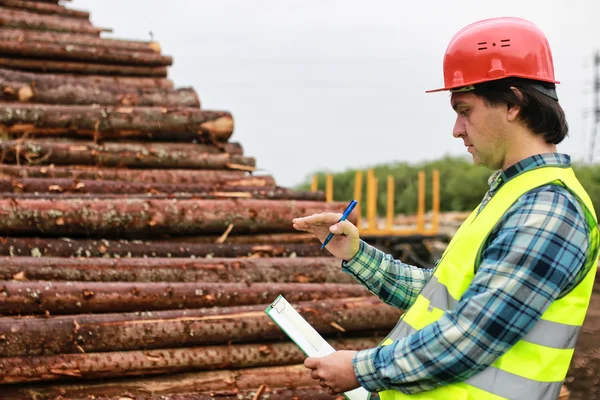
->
{"left": 427, "top": 17, "right": 559, "bottom": 94}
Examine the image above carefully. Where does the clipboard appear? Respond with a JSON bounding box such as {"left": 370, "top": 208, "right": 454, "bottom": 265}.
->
{"left": 265, "top": 295, "right": 371, "bottom": 400}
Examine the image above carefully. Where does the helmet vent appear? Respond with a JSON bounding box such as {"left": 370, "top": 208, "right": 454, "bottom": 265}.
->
{"left": 477, "top": 41, "right": 488, "bottom": 50}
{"left": 501, "top": 39, "right": 511, "bottom": 47}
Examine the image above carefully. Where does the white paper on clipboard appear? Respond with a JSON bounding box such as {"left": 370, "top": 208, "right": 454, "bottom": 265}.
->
{"left": 265, "top": 295, "right": 371, "bottom": 400}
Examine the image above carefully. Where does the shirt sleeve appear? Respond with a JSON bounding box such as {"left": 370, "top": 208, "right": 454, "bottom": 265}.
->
{"left": 352, "top": 187, "right": 591, "bottom": 394}
{"left": 342, "top": 239, "right": 433, "bottom": 310}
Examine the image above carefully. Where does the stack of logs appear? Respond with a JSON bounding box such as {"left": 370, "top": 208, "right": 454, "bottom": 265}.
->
{"left": 0, "top": 1, "right": 404, "bottom": 399}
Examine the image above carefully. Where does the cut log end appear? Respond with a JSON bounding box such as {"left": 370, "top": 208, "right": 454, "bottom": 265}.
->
{"left": 199, "top": 116, "right": 234, "bottom": 136}
{"left": 148, "top": 42, "right": 161, "bottom": 53}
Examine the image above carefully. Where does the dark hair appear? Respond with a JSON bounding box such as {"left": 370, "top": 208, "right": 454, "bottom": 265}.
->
{"left": 471, "top": 78, "right": 568, "bottom": 144}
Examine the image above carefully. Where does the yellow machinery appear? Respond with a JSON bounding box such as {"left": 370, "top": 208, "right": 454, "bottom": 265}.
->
{"left": 311, "top": 169, "right": 444, "bottom": 267}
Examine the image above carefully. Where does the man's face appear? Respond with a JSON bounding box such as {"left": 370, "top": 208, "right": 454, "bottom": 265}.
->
{"left": 450, "top": 92, "right": 509, "bottom": 170}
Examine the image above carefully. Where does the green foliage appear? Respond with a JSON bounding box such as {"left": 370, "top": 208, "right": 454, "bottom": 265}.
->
{"left": 296, "top": 156, "right": 600, "bottom": 217}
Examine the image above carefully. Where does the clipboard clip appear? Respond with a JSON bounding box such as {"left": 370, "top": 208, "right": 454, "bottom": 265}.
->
{"left": 271, "top": 295, "right": 286, "bottom": 313}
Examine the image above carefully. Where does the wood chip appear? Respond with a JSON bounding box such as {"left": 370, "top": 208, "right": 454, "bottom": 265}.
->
{"left": 12, "top": 271, "right": 26, "bottom": 281}
{"left": 330, "top": 321, "right": 346, "bottom": 332}
{"left": 216, "top": 223, "right": 234, "bottom": 244}
{"left": 252, "top": 384, "right": 266, "bottom": 400}
{"left": 226, "top": 163, "right": 256, "bottom": 172}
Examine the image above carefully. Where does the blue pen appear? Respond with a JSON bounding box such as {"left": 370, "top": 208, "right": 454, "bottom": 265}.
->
{"left": 321, "top": 199, "right": 358, "bottom": 250}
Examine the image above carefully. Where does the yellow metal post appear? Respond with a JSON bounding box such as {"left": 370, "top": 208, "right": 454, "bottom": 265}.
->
{"left": 367, "top": 169, "right": 376, "bottom": 231}
{"left": 354, "top": 171, "right": 363, "bottom": 229}
{"left": 311, "top": 175, "right": 318, "bottom": 192}
{"left": 431, "top": 169, "right": 440, "bottom": 233}
{"left": 386, "top": 175, "right": 394, "bottom": 230}
{"left": 373, "top": 177, "right": 379, "bottom": 229}
{"left": 325, "top": 174, "right": 333, "bottom": 203}
{"left": 417, "top": 171, "right": 426, "bottom": 232}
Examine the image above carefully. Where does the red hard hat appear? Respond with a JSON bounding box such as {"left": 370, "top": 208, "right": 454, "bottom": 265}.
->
{"left": 427, "top": 17, "right": 559, "bottom": 93}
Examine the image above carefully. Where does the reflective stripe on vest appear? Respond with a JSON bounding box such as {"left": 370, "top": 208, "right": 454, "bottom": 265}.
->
{"left": 379, "top": 166, "right": 599, "bottom": 400}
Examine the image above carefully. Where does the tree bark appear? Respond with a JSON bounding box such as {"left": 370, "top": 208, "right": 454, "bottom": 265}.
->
{"left": 0, "top": 57, "right": 168, "bottom": 76}
{"left": 0, "top": 239, "right": 327, "bottom": 258}
{"left": 0, "top": 198, "right": 352, "bottom": 237}
{"left": 0, "top": 28, "right": 160, "bottom": 52}
{"left": 54, "top": 74, "right": 172, "bottom": 88}
{"left": 168, "top": 232, "right": 317, "bottom": 244}
{"left": 45, "top": 73, "right": 173, "bottom": 88}
{"left": 0, "top": 281, "right": 369, "bottom": 314}
{"left": 0, "top": 0, "right": 90, "bottom": 18}
{"left": 0, "top": 41, "right": 173, "bottom": 66}
{"left": 0, "top": 297, "right": 401, "bottom": 356}
{"left": 0, "top": 256, "right": 345, "bottom": 283}
{"left": 2, "top": 365, "right": 323, "bottom": 399}
{"left": 0, "top": 68, "right": 198, "bottom": 106}
{"left": 0, "top": 141, "right": 254, "bottom": 169}
{"left": 0, "top": 103, "right": 234, "bottom": 142}
{"left": 104, "top": 387, "right": 336, "bottom": 400}
{"left": 0, "top": 337, "right": 380, "bottom": 384}
{"left": 0, "top": 164, "right": 274, "bottom": 185}
{"left": 0, "top": 7, "right": 103, "bottom": 35}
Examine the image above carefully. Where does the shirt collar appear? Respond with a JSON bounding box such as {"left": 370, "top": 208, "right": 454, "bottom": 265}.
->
{"left": 487, "top": 153, "right": 571, "bottom": 193}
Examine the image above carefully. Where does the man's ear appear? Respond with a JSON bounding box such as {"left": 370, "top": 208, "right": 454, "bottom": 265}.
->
{"left": 507, "top": 87, "right": 522, "bottom": 122}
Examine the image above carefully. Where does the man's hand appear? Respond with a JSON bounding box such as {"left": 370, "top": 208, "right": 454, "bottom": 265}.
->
{"left": 292, "top": 213, "right": 360, "bottom": 260}
{"left": 304, "top": 350, "right": 361, "bottom": 395}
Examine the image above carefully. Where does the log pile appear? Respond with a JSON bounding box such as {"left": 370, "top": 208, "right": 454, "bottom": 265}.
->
{"left": 0, "top": 2, "right": 402, "bottom": 399}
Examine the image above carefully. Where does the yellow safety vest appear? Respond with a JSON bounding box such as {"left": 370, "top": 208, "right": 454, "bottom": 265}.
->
{"left": 379, "top": 166, "right": 599, "bottom": 400}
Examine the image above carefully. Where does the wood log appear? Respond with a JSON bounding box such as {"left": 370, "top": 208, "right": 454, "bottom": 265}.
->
{"left": 0, "top": 0, "right": 89, "bottom": 18}
{"left": 9, "top": 387, "right": 336, "bottom": 400}
{"left": 0, "top": 177, "right": 323, "bottom": 201}
{"left": 0, "top": 41, "right": 173, "bottom": 66}
{"left": 99, "top": 387, "right": 336, "bottom": 400}
{"left": 0, "top": 238, "right": 327, "bottom": 258}
{"left": 0, "top": 140, "right": 245, "bottom": 167}
{"left": 0, "top": 191, "right": 324, "bottom": 201}
{"left": 0, "top": 137, "right": 242, "bottom": 155}
{"left": 2, "top": 365, "right": 324, "bottom": 399}
{"left": 0, "top": 256, "right": 345, "bottom": 283}
{"left": 0, "top": 57, "right": 168, "bottom": 76}
{"left": 0, "top": 297, "right": 401, "bottom": 356}
{"left": 0, "top": 103, "right": 234, "bottom": 141}
{"left": 0, "top": 140, "right": 254, "bottom": 169}
{"left": 15, "top": 0, "right": 60, "bottom": 2}
{"left": 0, "top": 28, "right": 160, "bottom": 52}
{"left": 0, "top": 68, "right": 197, "bottom": 106}
{"left": 0, "top": 281, "right": 369, "bottom": 314}
{"left": 0, "top": 164, "right": 274, "bottom": 185}
{"left": 0, "top": 337, "right": 380, "bottom": 384}
{"left": 0, "top": 7, "right": 103, "bottom": 35}
{"left": 0, "top": 198, "right": 352, "bottom": 237}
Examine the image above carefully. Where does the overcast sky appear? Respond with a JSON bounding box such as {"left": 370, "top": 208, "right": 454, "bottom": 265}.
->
{"left": 73, "top": 0, "right": 600, "bottom": 187}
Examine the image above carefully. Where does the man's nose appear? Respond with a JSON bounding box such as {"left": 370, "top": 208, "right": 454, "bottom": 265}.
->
{"left": 453, "top": 117, "right": 465, "bottom": 138}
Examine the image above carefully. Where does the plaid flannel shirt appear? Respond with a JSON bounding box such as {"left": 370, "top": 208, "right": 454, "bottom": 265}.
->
{"left": 343, "top": 153, "right": 594, "bottom": 394}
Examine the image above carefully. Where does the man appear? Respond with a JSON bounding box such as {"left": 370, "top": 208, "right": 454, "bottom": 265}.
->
{"left": 292, "top": 17, "right": 600, "bottom": 399}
